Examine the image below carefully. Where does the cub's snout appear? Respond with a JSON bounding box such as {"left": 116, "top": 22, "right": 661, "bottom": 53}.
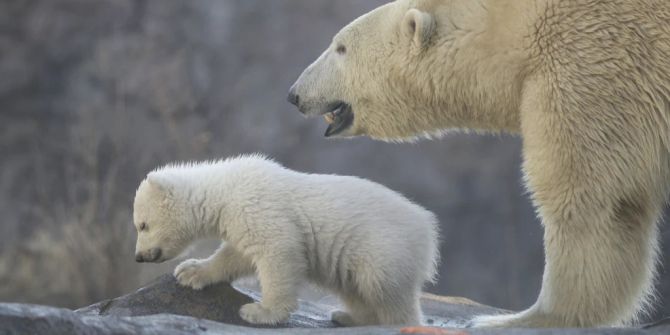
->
{"left": 135, "top": 248, "right": 162, "bottom": 263}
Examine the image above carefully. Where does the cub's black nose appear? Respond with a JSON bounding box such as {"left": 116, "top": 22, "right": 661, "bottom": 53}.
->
{"left": 135, "top": 254, "right": 144, "bottom": 263}
{"left": 287, "top": 91, "right": 300, "bottom": 107}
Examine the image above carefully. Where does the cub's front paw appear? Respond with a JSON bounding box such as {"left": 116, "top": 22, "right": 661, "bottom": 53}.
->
{"left": 174, "top": 258, "right": 217, "bottom": 290}
{"left": 239, "top": 303, "right": 290, "bottom": 325}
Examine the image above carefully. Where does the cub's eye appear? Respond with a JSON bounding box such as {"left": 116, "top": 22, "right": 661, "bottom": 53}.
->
{"left": 336, "top": 44, "right": 347, "bottom": 54}
{"left": 139, "top": 222, "right": 147, "bottom": 231}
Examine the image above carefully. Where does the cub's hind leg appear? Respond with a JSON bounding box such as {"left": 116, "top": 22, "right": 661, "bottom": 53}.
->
{"left": 372, "top": 287, "right": 422, "bottom": 326}
{"left": 332, "top": 293, "right": 379, "bottom": 326}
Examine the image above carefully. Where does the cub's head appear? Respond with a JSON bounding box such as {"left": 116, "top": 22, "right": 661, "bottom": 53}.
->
{"left": 133, "top": 173, "right": 192, "bottom": 263}
{"left": 288, "top": 0, "right": 444, "bottom": 141}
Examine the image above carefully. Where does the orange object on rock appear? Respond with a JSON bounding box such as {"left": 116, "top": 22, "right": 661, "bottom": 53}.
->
{"left": 399, "top": 326, "right": 469, "bottom": 335}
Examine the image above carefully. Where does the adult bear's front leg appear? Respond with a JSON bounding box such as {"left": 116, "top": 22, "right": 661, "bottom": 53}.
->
{"left": 474, "top": 78, "right": 664, "bottom": 328}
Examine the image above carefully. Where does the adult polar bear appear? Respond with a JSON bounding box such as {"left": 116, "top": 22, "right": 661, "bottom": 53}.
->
{"left": 288, "top": 0, "right": 670, "bottom": 328}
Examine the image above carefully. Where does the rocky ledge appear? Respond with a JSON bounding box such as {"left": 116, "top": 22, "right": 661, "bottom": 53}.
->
{"left": 0, "top": 275, "right": 668, "bottom": 334}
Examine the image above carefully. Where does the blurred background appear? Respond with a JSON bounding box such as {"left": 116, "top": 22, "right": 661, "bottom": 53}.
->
{"left": 0, "top": 0, "right": 668, "bottom": 321}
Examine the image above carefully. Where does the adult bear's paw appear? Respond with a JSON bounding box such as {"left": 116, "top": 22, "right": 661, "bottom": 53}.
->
{"left": 470, "top": 309, "right": 559, "bottom": 328}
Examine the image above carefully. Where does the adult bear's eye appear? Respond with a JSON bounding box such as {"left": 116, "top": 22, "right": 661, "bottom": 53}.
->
{"left": 139, "top": 222, "right": 147, "bottom": 231}
{"left": 336, "top": 44, "right": 347, "bottom": 54}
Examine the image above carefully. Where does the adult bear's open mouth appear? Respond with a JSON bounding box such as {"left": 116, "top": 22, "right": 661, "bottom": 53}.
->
{"left": 323, "top": 101, "right": 354, "bottom": 137}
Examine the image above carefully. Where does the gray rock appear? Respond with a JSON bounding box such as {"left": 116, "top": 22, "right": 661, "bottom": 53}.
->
{"left": 74, "top": 274, "right": 502, "bottom": 329}
{"left": 75, "top": 274, "right": 255, "bottom": 326}
{"left": 0, "top": 274, "right": 668, "bottom": 334}
{"left": 75, "top": 274, "right": 335, "bottom": 328}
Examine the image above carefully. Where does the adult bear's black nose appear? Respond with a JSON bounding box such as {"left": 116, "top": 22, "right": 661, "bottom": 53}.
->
{"left": 287, "top": 90, "right": 300, "bottom": 107}
{"left": 135, "top": 254, "right": 144, "bottom": 262}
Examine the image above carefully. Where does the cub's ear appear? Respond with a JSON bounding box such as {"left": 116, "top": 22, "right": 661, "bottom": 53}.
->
{"left": 146, "top": 172, "right": 178, "bottom": 197}
{"left": 402, "top": 8, "right": 435, "bottom": 49}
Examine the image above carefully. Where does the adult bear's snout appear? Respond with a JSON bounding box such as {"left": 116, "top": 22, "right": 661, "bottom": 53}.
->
{"left": 287, "top": 88, "right": 300, "bottom": 108}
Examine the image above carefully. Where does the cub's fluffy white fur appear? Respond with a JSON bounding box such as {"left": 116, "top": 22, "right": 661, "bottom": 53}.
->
{"left": 133, "top": 155, "right": 439, "bottom": 326}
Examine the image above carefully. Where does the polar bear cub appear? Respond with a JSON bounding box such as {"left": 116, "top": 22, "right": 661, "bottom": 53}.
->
{"left": 133, "top": 155, "right": 440, "bottom": 326}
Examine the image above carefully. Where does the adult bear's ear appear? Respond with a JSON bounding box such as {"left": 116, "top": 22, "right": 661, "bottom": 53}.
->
{"left": 403, "top": 8, "right": 435, "bottom": 49}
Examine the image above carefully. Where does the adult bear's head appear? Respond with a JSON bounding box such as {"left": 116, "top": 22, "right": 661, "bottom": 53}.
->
{"left": 288, "top": 0, "right": 525, "bottom": 141}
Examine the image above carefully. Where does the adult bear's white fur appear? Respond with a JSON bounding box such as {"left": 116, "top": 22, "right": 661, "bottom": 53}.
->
{"left": 133, "top": 155, "right": 440, "bottom": 326}
{"left": 288, "top": 0, "right": 670, "bottom": 329}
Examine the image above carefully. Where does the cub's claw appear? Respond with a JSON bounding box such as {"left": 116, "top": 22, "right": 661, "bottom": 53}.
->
{"left": 174, "top": 258, "right": 215, "bottom": 290}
